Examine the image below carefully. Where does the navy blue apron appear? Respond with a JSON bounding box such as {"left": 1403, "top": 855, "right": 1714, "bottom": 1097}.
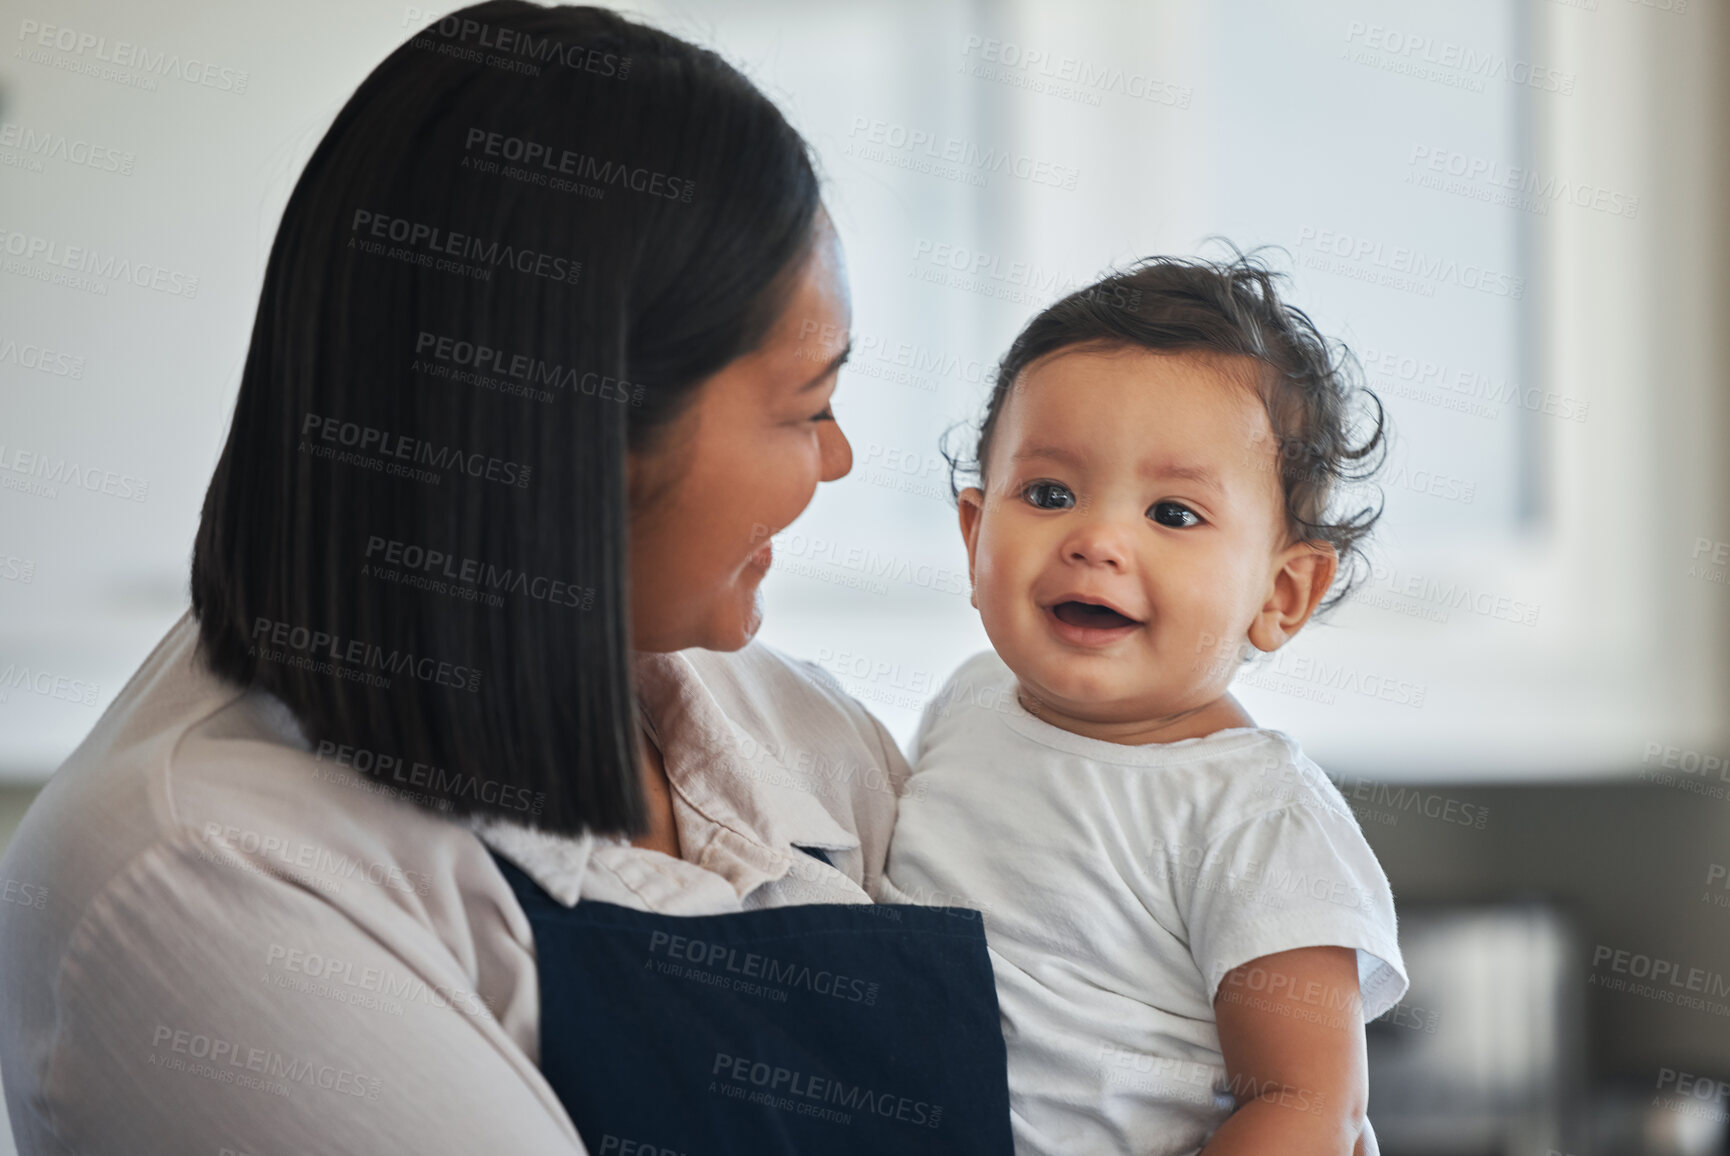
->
{"left": 491, "top": 849, "right": 1014, "bottom": 1155}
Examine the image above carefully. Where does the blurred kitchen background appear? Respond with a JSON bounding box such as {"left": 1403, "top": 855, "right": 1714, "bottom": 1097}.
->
{"left": 1, "top": 0, "right": 1725, "bottom": 1152}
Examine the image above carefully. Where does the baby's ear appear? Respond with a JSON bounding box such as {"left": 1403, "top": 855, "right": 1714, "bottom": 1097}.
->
{"left": 1247, "top": 541, "right": 1338, "bottom": 653}
{"left": 957, "top": 488, "right": 986, "bottom": 607}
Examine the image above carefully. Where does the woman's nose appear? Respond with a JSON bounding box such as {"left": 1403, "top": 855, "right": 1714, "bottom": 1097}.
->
{"left": 819, "top": 419, "right": 853, "bottom": 482}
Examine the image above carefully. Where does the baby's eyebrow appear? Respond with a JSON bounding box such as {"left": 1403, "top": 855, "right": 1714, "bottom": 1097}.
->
{"left": 1011, "top": 444, "right": 1087, "bottom": 469}
{"left": 1146, "top": 462, "right": 1225, "bottom": 492}
{"left": 1012, "top": 444, "right": 1230, "bottom": 494}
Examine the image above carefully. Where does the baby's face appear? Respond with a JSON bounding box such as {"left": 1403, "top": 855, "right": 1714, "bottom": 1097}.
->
{"left": 959, "top": 346, "right": 1300, "bottom": 729}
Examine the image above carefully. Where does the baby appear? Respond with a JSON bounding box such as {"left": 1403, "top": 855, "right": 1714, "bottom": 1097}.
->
{"left": 879, "top": 255, "right": 1407, "bottom": 1155}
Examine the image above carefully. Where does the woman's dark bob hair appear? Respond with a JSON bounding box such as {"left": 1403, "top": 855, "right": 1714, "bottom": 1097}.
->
{"left": 191, "top": 1, "right": 821, "bottom": 837}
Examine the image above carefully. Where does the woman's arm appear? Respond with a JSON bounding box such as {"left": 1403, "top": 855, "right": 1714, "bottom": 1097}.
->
{"left": 1202, "top": 946, "right": 1369, "bottom": 1155}
{"left": 21, "top": 839, "right": 582, "bottom": 1156}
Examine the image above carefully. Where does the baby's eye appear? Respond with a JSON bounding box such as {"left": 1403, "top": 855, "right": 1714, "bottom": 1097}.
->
{"left": 1022, "top": 481, "right": 1075, "bottom": 510}
{"left": 1149, "top": 501, "right": 1202, "bottom": 528}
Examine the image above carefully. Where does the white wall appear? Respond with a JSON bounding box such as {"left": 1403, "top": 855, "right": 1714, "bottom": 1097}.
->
{"left": 2, "top": 0, "right": 1724, "bottom": 789}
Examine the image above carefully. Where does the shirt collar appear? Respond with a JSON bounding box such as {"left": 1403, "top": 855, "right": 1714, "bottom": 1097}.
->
{"left": 635, "top": 647, "right": 861, "bottom": 865}
{"left": 476, "top": 647, "right": 860, "bottom": 908}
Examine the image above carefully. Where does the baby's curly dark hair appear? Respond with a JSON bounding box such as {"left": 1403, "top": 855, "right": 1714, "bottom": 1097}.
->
{"left": 946, "top": 249, "right": 1388, "bottom": 613}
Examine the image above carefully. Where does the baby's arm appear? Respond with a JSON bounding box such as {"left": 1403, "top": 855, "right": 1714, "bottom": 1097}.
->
{"left": 1201, "top": 946, "right": 1369, "bottom": 1155}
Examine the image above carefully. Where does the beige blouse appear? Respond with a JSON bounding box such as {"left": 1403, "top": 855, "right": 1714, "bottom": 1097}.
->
{"left": 0, "top": 612, "right": 908, "bottom": 1155}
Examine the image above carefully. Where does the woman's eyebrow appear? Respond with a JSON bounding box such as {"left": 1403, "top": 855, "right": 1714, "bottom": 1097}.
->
{"left": 797, "top": 341, "right": 852, "bottom": 391}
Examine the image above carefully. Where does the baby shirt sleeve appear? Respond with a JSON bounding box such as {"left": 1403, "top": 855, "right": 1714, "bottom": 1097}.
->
{"left": 1184, "top": 800, "right": 1409, "bottom": 1022}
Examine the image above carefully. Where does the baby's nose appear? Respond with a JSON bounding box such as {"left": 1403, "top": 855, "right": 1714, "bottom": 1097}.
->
{"left": 1063, "top": 522, "right": 1133, "bottom": 568}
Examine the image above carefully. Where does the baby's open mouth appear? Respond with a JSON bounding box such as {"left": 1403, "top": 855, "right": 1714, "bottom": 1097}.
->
{"left": 1051, "top": 601, "right": 1139, "bottom": 629}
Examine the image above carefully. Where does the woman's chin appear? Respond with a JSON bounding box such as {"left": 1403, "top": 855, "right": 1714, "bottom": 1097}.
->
{"left": 693, "top": 586, "right": 765, "bottom": 652}
{"left": 738, "top": 589, "right": 765, "bottom": 645}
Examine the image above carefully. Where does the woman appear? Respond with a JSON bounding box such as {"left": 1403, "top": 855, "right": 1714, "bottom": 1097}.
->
{"left": 0, "top": 5, "right": 1011, "bottom": 1152}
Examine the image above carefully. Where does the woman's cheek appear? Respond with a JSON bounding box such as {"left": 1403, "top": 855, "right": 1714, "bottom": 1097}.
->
{"left": 763, "top": 435, "right": 822, "bottom": 532}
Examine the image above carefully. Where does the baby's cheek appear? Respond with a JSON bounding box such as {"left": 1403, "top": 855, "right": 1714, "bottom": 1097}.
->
{"left": 969, "top": 538, "right": 1017, "bottom": 603}
{"left": 971, "top": 557, "right": 1034, "bottom": 647}
{"left": 972, "top": 569, "right": 1017, "bottom": 629}
{"left": 1176, "top": 607, "right": 1244, "bottom": 681}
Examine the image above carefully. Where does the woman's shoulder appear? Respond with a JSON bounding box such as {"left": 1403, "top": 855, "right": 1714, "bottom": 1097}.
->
{"left": 0, "top": 609, "right": 553, "bottom": 1149}
{"left": 0, "top": 614, "right": 533, "bottom": 1105}
{"left": 3, "top": 612, "right": 493, "bottom": 901}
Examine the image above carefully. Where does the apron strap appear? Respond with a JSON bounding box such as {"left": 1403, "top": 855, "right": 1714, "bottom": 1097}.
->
{"left": 488, "top": 847, "right": 560, "bottom": 916}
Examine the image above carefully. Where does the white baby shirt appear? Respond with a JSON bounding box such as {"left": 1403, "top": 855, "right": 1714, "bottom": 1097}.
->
{"left": 879, "top": 651, "right": 1408, "bottom": 1156}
